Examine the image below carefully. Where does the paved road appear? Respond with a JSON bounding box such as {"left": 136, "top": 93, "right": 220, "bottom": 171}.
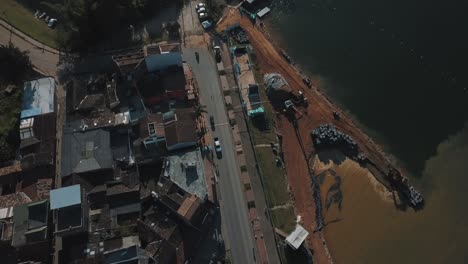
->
{"left": 183, "top": 48, "right": 256, "bottom": 264}
{"left": 0, "top": 19, "right": 59, "bottom": 76}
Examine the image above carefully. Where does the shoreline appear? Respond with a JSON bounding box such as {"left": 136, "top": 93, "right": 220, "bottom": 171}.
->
{"left": 217, "top": 8, "right": 422, "bottom": 264}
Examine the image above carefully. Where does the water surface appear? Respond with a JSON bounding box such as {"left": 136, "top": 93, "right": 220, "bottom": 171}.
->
{"left": 268, "top": 0, "right": 468, "bottom": 262}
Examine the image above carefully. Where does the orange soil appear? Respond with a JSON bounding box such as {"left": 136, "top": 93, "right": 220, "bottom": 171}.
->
{"left": 218, "top": 9, "right": 400, "bottom": 264}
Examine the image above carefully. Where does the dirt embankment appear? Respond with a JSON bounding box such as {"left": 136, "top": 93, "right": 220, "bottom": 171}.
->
{"left": 218, "top": 9, "right": 404, "bottom": 264}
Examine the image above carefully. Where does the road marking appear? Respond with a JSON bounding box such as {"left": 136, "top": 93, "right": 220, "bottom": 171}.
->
{"left": 215, "top": 122, "right": 229, "bottom": 127}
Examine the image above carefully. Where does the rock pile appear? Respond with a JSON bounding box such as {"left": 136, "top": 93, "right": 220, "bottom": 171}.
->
{"left": 311, "top": 124, "right": 357, "bottom": 154}
{"left": 230, "top": 27, "right": 249, "bottom": 44}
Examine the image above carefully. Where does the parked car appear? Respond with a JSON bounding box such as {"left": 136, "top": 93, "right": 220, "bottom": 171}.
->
{"left": 198, "top": 12, "right": 209, "bottom": 20}
{"left": 213, "top": 46, "right": 221, "bottom": 63}
{"left": 197, "top": 7, "right": 206, "bottom": 14}
{"left": 214, "top": 137, "right": 222, "bottom": 157}
{"left": 210, "top": 115, "right": 215, "bottom": 130}
{"left": 196, "top": 3, "right": 206, "bottom": 11}
{"left": 48, "top": 18, "right": 58, "bottom": 29}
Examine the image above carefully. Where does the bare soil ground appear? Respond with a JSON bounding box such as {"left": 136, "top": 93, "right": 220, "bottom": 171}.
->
{"left": 218, "top": 9, "right": 405, "bottom": 264}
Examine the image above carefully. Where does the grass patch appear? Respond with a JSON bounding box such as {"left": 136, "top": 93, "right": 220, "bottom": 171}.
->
{"left": 255, "top": 147, "right": 289, "bottom": 207}
{"left": 0, "top": 0, "right": 57, "bottom": 48}
{"left": 270, "top": 207, "right": 296, "bottom": 234}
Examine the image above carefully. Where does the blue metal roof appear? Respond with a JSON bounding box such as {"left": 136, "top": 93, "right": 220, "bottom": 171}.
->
{"left": 50, "top": 184, "right": 81, "bottom": 210}
{"left": 22, "top": 77, "right": 55, "bottom": 118}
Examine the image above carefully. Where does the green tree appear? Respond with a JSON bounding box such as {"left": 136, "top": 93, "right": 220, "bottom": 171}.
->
{"left": 0, "top": 43, "right": 32, "bottom": 84}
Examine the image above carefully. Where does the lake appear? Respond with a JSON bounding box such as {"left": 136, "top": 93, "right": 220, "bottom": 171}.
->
{"left": 268, "top": 0, "right": 468, "bottom": 263}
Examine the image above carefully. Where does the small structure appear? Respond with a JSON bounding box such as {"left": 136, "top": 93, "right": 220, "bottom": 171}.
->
{"left": 11, "top": 200, "right": 50, "bottom": 263}
{"left": 163, "top": 109, "right": 198, "bottom": 151}
{"left": 285, "top": 224, "right": 309, "bottom": 250}
{"left": 264, "top": 73, "right": 293, "bottom": 104}
{"left": 21, "top": 77, "right": 55, "bottom": 119}
{"left": 50, "top": 184, "right": 86, "bottom": 236}
{"left": 19, "top": 113, "right": 56, "bottom": 168}
{"left": 257, "top": 7, "right": 271, "bottom": 18}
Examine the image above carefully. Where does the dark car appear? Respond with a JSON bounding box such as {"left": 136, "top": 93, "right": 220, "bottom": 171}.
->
{"left": 210, "top": 115, "right": 215, "bottom": 130}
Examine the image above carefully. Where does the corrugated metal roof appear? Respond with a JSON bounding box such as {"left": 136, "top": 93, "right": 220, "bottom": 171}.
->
{"left": 0, "top": 207, "right": 13, "bottom": 219}
{"left": 22, "top": 77, "right": 55, "bottom": 118}
{"left": 50, "top": 184, "right": 81, "bottom": 209}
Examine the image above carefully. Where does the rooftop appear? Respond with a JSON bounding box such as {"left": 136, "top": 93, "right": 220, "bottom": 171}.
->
{"left": 21, "top": 77, "right": 55, "bottom": 119}
{"left": 164, "top": 109, "right": 198, "bottom": 150}
{"left": 61, "top": 128, "right": 113, "bottom": 177}
{"left": 0, "top": 192, "right": 32, "bottom": 209}
{"left": 50, "top": 184, "right": 81, "bottom": 210}
{"left": 112, "top": 48, "right": 145, "bottom": 75}
{"left": 162, "top": 149, "right": 207, "bottom": 199}
{"left": 139, "top": 113, "right": 164, "bottom": 139}
{"left": 12, "top": 200, "right": 49, "bottom": 247}
{"left": 104, "top": 245, "right": 147, "bottom": 264}
{"left": 19, "top": 113, "right": 56, "bottom": 168}
{"left": 0, "top": 163, "right": 22, "bottom": 177}
{"left": 285, "top": 224, "right": 309, "bottom": 250}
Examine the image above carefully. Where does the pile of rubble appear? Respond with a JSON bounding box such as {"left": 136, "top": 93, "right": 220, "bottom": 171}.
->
{"left": 230, "top": 27, "right": 249, "bottom": 44}
{"left": 311, "top": 124, "right": 358, "bottom": 154}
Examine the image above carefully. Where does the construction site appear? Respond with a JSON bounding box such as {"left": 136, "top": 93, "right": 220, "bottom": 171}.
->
{"left": 217, "top": 8, "right": 423, "bottom": 264}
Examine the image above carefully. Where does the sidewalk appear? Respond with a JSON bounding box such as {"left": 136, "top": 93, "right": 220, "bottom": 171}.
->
{"left": 218, "top": 42, "right": 281, "bottom": 264}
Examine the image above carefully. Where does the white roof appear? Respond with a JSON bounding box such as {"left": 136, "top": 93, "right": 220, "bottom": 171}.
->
{"left": 0, "top": 207, "right": 14, "bottom": 219}
{"left": 285, "top": 224, "right": 309, "bottom": 250}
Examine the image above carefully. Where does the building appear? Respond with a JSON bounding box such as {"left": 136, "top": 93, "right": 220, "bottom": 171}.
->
{"left": 137, "top": 63, "right": 193, "bottom": 105}
{"left": 19, "top": 113, "right": 56, "bottom": 169}
{"left": 11, "top": 200, "right": 50, "bottom": 263}
{"left": 285, "top": 224, "right": 309, "bottom": 250}
{"left": 50, "top": 184, "right": 87, "bottom": 237}
{"left": 21, "top": 77, "right": 55, "bottom": 119}
{"left": 61, "top": 128, "right": 113, "bottom": 178}
{"left": 160, "top": 149, "right": 208, "bottom": 199}
{"left": 163, "top": 109, "right": 198, "bottom": 151}
{"left": 140, "top": 109, "right": 198, "bottom": 152}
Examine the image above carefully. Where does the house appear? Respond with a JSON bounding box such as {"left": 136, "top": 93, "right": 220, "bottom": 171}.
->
{"left": 140, "top": 109, "right": 197, "bottom": 152}
{"left": 163, "top": 109, "right": 198, "bottom": 151}
{"left": 156, "top": 177, "right": 208, "bottom": 229}
{"left": 19, "top": 113, "right": 56, "bottom": 169}
{"left": 61, "top": 128, "right": 113, "bottom": 178}
{"left": 137, "top": 63, "right": 193, "bottom": 105}
{"left": 11, "top": 200, "right": 50, "bottom": 263}
{"left": 285, "top": 224, "right": 309, "bottom": 250}
{"left": 160, "top": 149, "right": 208, "bottom": 199}
{"left": 21, "top": 77, "right": 55, "bottom": 119}
{"left": 50, "top": 184, "right": 87, "bottom": 237}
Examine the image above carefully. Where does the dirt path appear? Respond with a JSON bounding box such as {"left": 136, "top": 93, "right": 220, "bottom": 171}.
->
{"left": 217, "top": 9, "right": 407, "bottom": 264}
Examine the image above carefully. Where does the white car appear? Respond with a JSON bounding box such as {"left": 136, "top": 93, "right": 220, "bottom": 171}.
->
{"left": 197, "top": 7, "right": 206, "bottom": 14}
{"left": 214, "top": 137, "right": 222, "bottom": 153}
{"left": 198, "top": 12, "right": 208, "bottom": 20}
{"left": 196, "top": 3, "right": 206, "bottom": 11}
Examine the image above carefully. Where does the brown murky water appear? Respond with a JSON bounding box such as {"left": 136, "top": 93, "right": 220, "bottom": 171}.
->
{"left": 313, "top": 124, "right": 468, "bottom": 264}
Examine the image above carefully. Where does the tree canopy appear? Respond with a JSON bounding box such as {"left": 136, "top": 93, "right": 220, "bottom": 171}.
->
{"left": 41, "top": 0, "right": 178, "bottom": 51}
{"left": 0, "top": 43, "right": 32, "bottom": 84}
{"left": 0, "top": 44, "right": 32, "bottom": 163}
